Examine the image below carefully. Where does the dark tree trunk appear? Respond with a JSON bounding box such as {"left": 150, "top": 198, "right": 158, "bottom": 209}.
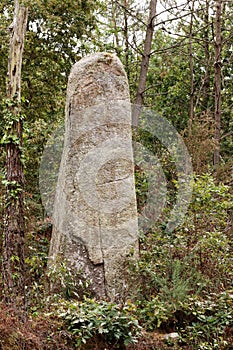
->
{"left": 202, "top": 0, "right": 211, "bottom": 110}
{"left": 123, "top": 0, "right": 130, "bottom": 79}
{"left": 2, "top": 0, "right": 28, "bottom": 305}
{"left": 188, "top": 0, "right": 195, "bottom": 134}
{"left": 213, "top": 0, "right": 222, "bottom": 167}
{"left": 111, "top": 0, "right": 121, "bottom": 57}
{"left": 133, "top": 0, "right": 157, "bottom": 124}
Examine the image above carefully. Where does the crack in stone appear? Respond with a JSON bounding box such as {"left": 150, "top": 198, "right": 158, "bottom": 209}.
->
{"left": 97, "top": 174, "right": 130, "bottom": 186}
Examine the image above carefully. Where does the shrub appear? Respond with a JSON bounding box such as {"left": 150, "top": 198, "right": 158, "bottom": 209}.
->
{"left": 179, "top": 292, "right": 233, "bottom": 349}
{"left": 56, "top": 298, "right": 142, "bottom": 348}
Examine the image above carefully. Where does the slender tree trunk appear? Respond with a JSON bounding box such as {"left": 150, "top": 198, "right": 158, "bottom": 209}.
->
{"left": 111, "top": 0, "right": 121, "bottom": 57}
{"left": 133, "top": 0, "right": 157, "bottom": 124}
{"left": 203, "top": 0, "right": 211, "bottom": 110}
{"left": 2, "top": 0, "right": 28, "bottom": 305}
{"left": 213, "top": 0, "right": 222, "bottom": 167}
{"left": 123, "top": 0, "right": 130, "bottom": 79}
{"left": 188, "top": 0, "right": 195, "bottom": 134}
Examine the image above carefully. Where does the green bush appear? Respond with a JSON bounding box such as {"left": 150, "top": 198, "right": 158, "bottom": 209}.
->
{"left": 180, "top": 292, "right": 233, "bottom": 349}
{"left": 56, "top": 298, "right": 142, "bottom": 348}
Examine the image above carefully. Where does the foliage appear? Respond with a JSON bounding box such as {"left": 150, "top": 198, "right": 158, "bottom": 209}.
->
{"left": 0, "top": 0, "right": 101, "bottom": 224}
{"left": 56, "top": 298, "right": 142, "bottom": 348}
{"left": 180, "top": 292, "right": 233, "bottom": 349}
{"left": 184, "top": 113, "right": 215, "bottom": 174}
{"left": 179, "top": 173, "right": 233, "bottom": 290}
{"left": 147, "top": 32, "right": 191, "bottom": 130}
{"left": 0, "top": 0, "right": 233, "bottom": 348}
{"left": 47, "top": 258, "right": 92, "bottom": 301}
{"left": 128, "top": 172, "right": 233, "bottom": 348}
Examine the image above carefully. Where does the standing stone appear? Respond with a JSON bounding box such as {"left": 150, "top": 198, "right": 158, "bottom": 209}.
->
{"left": 49, "top": 52, "right": 138, "bottom": 299}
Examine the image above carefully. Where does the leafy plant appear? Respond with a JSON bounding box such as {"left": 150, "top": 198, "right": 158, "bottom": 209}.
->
{"left": 137, "top": 296, "right": 173, "bottom": 329}
{"left": 56, "top": 298, "right": 142, "bottom": 348}
{"left": 47, "top": 258, "right": 92, "bottom": 300}
{"left": 180, "top": 292, "right": 233, "bottom": 349}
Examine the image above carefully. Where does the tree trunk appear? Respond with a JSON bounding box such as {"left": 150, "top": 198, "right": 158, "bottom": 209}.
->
{"left": 123, "top": 0, "right": 130, "bottom": 79}
{"left": 133, "top": 0, "right": 157, "bottom": 124}
{"left": 111, "top": 0, "right": 121, "bottom": 57}
{"left": 213, "top": 0, "right": 222, "bottom": 167}
{"left": 2, "top": 0, "right": 28, "bottom": 305}
{"left": 188, "top": 0, "right": 195, "bottom": 134}
{"left": 202, "top": 0, "right": 211, "bottom": 110}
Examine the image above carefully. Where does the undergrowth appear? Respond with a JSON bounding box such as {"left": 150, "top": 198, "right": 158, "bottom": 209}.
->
{"left": 0, "top": 172, "right": 232, "bottom": 349}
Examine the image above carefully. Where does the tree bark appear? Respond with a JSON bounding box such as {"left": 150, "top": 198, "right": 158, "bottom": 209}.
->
{"left": 133, "top": 0, "right": 157, "bottom": 124}
{"left": 2, "top": 0, "right": 28, "bottom": 305}
{"left": 188, "top": 0, "right": 195, "bottom": 134}
{"left": 202, "top": 0, "right": 211, "bottom": 110}
{"left": 111, "top": 0, "right": 121, "bottom": 57}
{"left": 213, "top": 0, "right": 222, "bottom": 167}
{"left": 123, "top": 0, "right": 130, "bottom": 79}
